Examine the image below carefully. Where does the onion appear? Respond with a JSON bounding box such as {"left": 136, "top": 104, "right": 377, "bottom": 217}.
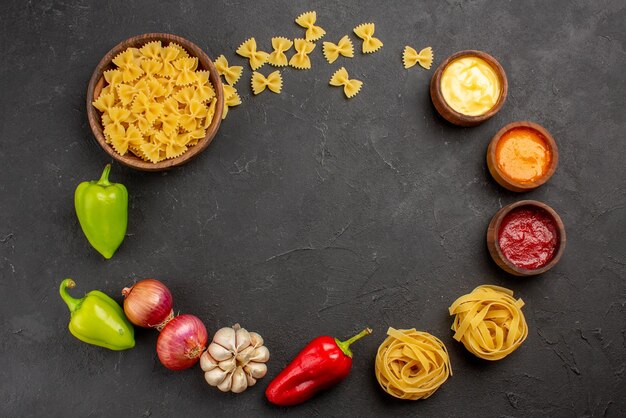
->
{"left": 157, "top": 314, "right": 208, "bottom": 371}
{"left": 122, "top": 279, "right": 173, "bottom": 329}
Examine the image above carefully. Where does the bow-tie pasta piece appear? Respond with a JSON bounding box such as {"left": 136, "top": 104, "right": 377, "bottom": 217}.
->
{"left": 112, "top": 49, "right": 144, "bottom": 82}
{"left": 222, "top": 84, "right": 242, "bottom": 120}
{"left": 353, "top": 23, "right": 383, "bottom": 54}
{"left": 251, "top": 70, "right": 283, "bottom": 95}
{"left": 139, "top": 41, "right": 163, "bottom": 60}
{"left": 449, "top": 285, "right": 528, "bottom": 361}
{"left": 92, "top": 42, "right": 217, "bottom": 163}
{"left": 236, "top": 38, "right": 270, "bottom": 70}
{"left": 268, "top": 37, "right": 294, "bottom": 67}
{"left": 295, "top": 11, "right": 326, "bottom": 42}
{"left": 173, "top": 57, "right": 199, "bottom": 86}
{"left": 215, "top": 55, "right": 243, "bottom": 86}
{"left": 403, "top": 46, "right": 434, "bottom": 69}
{"left": 289, "top": 38, "right": 316, "bottom": 70}
{"left": 329, "top": 67, "right": 363, "bottom": 98}
{"left": 322, "top": 35, "right": 354, "bottom": 64}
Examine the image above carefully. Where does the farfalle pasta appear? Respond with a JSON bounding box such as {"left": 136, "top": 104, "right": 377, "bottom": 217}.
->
{"left": 268, "top": 37, "right": 293, "bottom": 67}
{"left": 353, "top": 23, "right": 383, "bottom": 53}
{"left": 251, "top": 71, "right": 283, "bottom": 95}
{"left": 329, "top": 67, "right": 362, "bottom": 98}
{"left": 236, "top": 38, "right": 270, "bottom": 70}
{"left": 222, "top": 84, "right": 241, "bottom": 120}
{"left": 449, "top": 285, "right": 528, "bottom": 361}
{"left": 295, "top": 11, "right": 326, "bottom": 42}
{"left": 322, "top": 35, "right": 354, "bottom": 64}
{"left": 403, "top": 46, "right": 433, "bottom": 69}
{"left": 375, "top": 328, "right": 452, "bottom": 400}
{"left": 289, "top": 38, "right": 316, "bottom": 70}
{"left": 92, "top": 41, "right": 216, "bottom": 163}
{"left": 215, "top": 55, "right": 243, "bottom": 85}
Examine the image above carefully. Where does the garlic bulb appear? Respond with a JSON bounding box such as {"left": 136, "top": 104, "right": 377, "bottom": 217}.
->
{"left": 200, "top": 324, "right": 269, "bottom": 393}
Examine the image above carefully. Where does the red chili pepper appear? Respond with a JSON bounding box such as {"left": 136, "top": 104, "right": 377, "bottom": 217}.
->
{"left": 265, "top": 328, "right": 372, "bottom": 406}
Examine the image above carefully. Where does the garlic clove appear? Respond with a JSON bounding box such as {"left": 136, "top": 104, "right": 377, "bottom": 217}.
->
{"left": 235, "top": 327, "right": 252, "bottom": 352}
{"left": 218, "top": 357, "right": 236, "bottom": 373}
{"left": 200, "top": 350, "right": 219, "bottom": 371}
{"left": 249, "top": 346, "right": 270, "bottom": 363}
{"left": 231, "top": 366, "right": 248, "bottom": 393}
{"left": 213, "top": 326, "right": 237, "bottom": 352}
{"left": 245, "top": 362, "right": 268, "bottom": 379}
{"left": 246, "top": 374, "right": 257, "bottom": 387}
{"left": 205, "top": 367, "right": 228, "bottom": 386}
{"left": 249, "top": 331, "right": 264, "bottom": 348}
{"left": 208, "top": 341, "right": 233, "bottom": 361}
{"left": 235, "top": 346, "right": 254, "bottom": 365}
{"left": 217, "top": 372, "right": 233, "bottom": 392}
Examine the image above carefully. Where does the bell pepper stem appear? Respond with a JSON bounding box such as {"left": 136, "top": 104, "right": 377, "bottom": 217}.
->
{"left": 59, "top": 278, "right": 82, "bottom": 313}
{"left": 97, "top": 164, "right": 112, "bottom": 186}
{"left": 335, "top": 327, "right": 372, "bottom": 358}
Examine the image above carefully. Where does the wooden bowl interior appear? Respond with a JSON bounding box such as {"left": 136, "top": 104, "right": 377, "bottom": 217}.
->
{"left": 430, "top": 50, "right": 508, "bottom": 127}
{"left": 86, "top": 33, "right": 224, "bottom": 171}
{"left": 487, "top": 200, "right": 566, "bottom": 276}
{"left": 487, "top": 121, "right": 559, "bottom": 192}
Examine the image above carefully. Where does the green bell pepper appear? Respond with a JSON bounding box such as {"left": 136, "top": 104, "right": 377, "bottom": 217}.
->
{"left": 59, "top": 278, "right": 135, "bottom": 350}
{"left": 75, "top": 164, "right": 128, "bottom": 259}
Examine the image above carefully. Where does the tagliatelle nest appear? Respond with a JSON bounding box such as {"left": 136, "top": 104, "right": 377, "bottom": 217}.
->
{"left": 449, "top": 285, "right": 528, "bottom": 360}
{"left": 375, "top": 327, "right": 452, "bottom": 400}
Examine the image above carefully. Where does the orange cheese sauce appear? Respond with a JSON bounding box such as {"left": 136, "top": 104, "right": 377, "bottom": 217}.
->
{"left": 495, "top": 128, "right": 551, "bottom": 183}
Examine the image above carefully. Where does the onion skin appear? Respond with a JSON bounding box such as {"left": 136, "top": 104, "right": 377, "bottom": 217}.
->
{"left": 122, "top": 279, "right": 173, "bottom": 329}
{"left": 157, "top": 314, "right": 208, "bottom": 371}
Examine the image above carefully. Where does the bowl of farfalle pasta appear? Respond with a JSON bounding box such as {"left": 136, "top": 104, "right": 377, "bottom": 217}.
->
{"left": 87, "top": 33, "right": 224, "bottom": 171}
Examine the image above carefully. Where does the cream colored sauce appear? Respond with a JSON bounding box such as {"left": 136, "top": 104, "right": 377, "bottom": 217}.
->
{"left": 440, "top": 56, "right": 501, "bottom": 116}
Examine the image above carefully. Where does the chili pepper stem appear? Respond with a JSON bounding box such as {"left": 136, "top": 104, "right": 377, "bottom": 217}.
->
{"left": 97, "top": 164, "right": 112, "bottom": 186}
{"left": 59, "top": 278, "right": 81, "bottom": 312}
{"left": 335, "top": 327, "right": 372, "bottom": 358}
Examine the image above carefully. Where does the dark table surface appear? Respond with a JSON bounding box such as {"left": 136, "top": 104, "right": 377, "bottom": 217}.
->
{"left": 1, "top": 0, "right": 625, "bottom": 416}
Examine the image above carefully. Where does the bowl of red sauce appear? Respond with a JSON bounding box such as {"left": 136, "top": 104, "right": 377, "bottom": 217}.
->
{"left": 487, "top": 200, "right": 566, "bottom": 276}
{"left": 487, "top": 121, "right": 558, "bottom": 192}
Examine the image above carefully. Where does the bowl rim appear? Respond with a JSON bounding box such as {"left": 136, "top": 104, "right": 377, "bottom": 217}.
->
{"left": 486, "top": 121, "right": 559, "bottom": 191}
{"left": 86, "top": 32, "right": 224, "bottom": 171}
{"left": 430, "top": 50, "right": 508, "bottom": 126}
{"left": 488, "top": 199, "right": 566, "bottom": 276}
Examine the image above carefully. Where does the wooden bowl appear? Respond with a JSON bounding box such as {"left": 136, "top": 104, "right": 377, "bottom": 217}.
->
{"left": 487, "top": 200, "right": 566, "bottom": 276}
{"left": 487, "top": 121, "right": 558, "bottom": 192}
{"left": 86, "top": 33, "right": 224, "bottom": 171}
{"left": 430, "top": 50, "right": 508, "bottom": 127}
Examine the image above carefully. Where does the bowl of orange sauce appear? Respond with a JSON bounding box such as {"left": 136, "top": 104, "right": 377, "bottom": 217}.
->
{"left": 487, "top": 121, "right": 558, "bottom": 192}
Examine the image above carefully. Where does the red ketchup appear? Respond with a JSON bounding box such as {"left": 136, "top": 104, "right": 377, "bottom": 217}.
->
{"left": 498, "top": 206, "right": 558, "bottom": 270}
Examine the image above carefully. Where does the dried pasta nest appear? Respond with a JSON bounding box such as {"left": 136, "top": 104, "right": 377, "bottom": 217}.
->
{"left": 449, "top": 285, "right": 528, "bottom": 360}
{"left": 375, "top": 328, "right": 452, "bottom": 400}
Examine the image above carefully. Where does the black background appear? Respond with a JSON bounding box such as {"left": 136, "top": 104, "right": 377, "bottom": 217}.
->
{"left": 1, "top": 1, "right": 625, "bottom": 416}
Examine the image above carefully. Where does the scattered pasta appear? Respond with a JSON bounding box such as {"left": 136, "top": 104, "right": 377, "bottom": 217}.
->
{"left": 236, "top": 38, "right": 270, "bottom": 70}
{"left": 289, "top": 38, "right": 316, "bottom": 70}
{"left": 93, "top": 41, "right": 216, "bottom": 163}
{"left": 375, "top": 328, "right": 452, "bottom": 400}
{"left": 268, "top": 37, "right": 293, "bottom": 67}
{"left": 403, "top": 46, "right": 434, "bottom": 70}
{"left": 215, "top": 55, "right": 243, "bottom": 86}
{"left": 295, "top": 11, "right": 326, "bottom": 42}
{"left": 449, "top": 285, "right": 528, "bottom": 361}
{"left": 329, "top": 67, "right": 362, "bottom": 98}
{"left": 251, "top": 70, "right": 283, "bottom": 95}
{"left": 353, "top": 23, "right": 383, "bottom": 54}
{"left": 222, "top": 84, "right": 241, "bottom": 120}
{"left": 322, "top": 35, "right": 354, "bottom": 64}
